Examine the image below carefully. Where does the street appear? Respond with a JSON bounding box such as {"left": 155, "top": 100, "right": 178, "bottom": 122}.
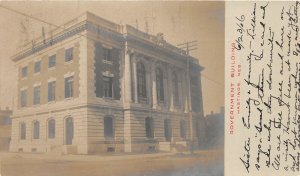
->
{"left": 0, "top": 150, "right": 223, "bottom": 176}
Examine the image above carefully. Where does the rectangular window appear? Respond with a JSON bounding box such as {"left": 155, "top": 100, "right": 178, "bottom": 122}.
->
{"left": 103, "top": 48, "right": 112, "bottom": 61}
{"left": 33, "top": 121, "right": 40, "bottom": 139}
{"left": 34, "top": 61, "right": 41, "bottom": 73}
{"left": 180, "top": 120, "right": 187, "bottom": 139}
{"left": 48, "top": 81, "right": 56, "bottom": 102}
{"left": 33, "top": 86, "right": 41, "bottom": 105}
{"left": 104, "top": 116, "right": 114, "bottom": 138}
{"left": 103, "top": 76, "right": 113, "bottom": 98}
{"left": 20, "top": 123, "right": 26, "bottom": 140}
{"left": 164, "top": 119, "right": 172, "bottom": 142}
{"left": 65, "top": 76, "right": 74, "bottom": 98}
{"left": 20, "top": 90, "right": 27, "bottom": 107}
{"left": 21, "top": 66, "right": 27, "bottom": 78}
{"left": 48, "top": 55, "right": 56, "bottom": 68}
{"left": 2, "top": 117, "right": 11, "bottom": 125}
{"left": 65, "top": 48, "right": 73, "bottom": 62}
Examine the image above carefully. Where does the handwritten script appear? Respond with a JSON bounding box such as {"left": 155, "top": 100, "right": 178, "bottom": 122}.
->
{"left": 232, "top": 1, "right": 300, "bottom": 174}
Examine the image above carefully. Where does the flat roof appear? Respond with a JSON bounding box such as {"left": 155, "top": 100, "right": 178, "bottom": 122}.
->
{"left": 11, "top": 11, "right": 201, "bottom": 67}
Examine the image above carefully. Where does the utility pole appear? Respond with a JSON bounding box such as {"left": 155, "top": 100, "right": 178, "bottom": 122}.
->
{"left": 177, "top": 40, "right": 198, "bottom": 55}
{"left": 144, "top": 4, "right": 156, "bottom": 34}
{"left": 177, "top": 40, "right": 198, "bottom": 154}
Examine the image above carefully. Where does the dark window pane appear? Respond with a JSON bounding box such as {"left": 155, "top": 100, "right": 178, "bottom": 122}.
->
{"left": 137, "top": 62, "right": 147, "bottom": 98}
{"left": 34, "top": 61, "right": 41, "bottom": 73}
{"left": 65, "top": 48, "right": 73, "bottom": 62}
{"left": 48, "top": 55, "right": 56, "bottom": 68}
{"left": 20, "top": 90, "right": 27, "bottom": 107}
{"left": 145, "top": 117, "right": 154, "bottom": 139}
{"left": 2, "top": 117, "right": 11, "bottom": 125}
{"left": 65, "top": 76, "right": 74, "bottom": 98}
{"left": 156, "top": 68, "right": 164, "bottom": 102}
{"left": 20, "top": 123, "right": 26, "bottom": 140}
{"left": 164, "top": 119, "right": 172, "bottom": 142}
{"left": 48, "top": 119, "right": 55, "bottom": 139}
{"left": 33, "top": 86, "right": 40, "bottom": 105}
{"left": 48, "top": 81, "right": 56, "bottom": 102}
{"left": 103, "top": 77, "right": 113, "bottom": 98}
{"left": 21, "top": 66, "right": 27, "bottom": 78}
{"left": 104, "top": 116, "right": 114, "bottom": 138}
{"left": 104, "top": 48, "right": 112, "bottom": 61}
{"left": 33, "top": 121, "right": 40, "bottom": 139}
{"left": 65, "top": 117, "right": 73, "bottom": 145}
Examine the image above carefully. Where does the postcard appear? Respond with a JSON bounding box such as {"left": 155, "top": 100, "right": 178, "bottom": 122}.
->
{"left": 0, "top": 1, "right": 224, "bottom": 176}
{"left": 1, "top": 1, "right": 298, "bottom": 176}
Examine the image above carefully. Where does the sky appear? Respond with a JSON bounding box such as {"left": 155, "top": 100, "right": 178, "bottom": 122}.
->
{"left": 0, "top": 1, "right": 224, "bottom": 115}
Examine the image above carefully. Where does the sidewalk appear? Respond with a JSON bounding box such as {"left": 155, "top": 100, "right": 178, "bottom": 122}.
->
{"left": 0, "top": 150, "right": 221, "bottom": 162}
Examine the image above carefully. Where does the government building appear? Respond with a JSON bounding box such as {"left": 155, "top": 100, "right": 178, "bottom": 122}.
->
{"left": 10, "top": 12, "right": 205, "bottom": 154}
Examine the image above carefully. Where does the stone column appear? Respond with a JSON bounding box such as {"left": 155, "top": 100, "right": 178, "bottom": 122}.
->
{"left": 151, "top": 61, "right": 157, "bottom": 109}
{"left": 178, "top": 71, "right": 184, "bottom": 109}
{"left": 124, "top": 46, "right": 132, "bottom": 104}
{"left": 132, "top": 56, "right": 138, "bottom": 103}
{"left": 163, "top": 69, "right": 168, "bottom": 108}
{"left": 124, "top": 43, "right": 132, "bottom": 152}
{"left": 146, "top": 62, "right": 152, "bottom": 105}
{"left": 168, "top": 66, "right": 174, "bottom": 111}
{"left": 184, "top": 71, "right": 189, "bottom": 113}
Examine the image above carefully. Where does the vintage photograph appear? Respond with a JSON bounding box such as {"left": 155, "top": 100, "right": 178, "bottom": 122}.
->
{"left": 0, "top": 1, "right": 224, "bottom": 176}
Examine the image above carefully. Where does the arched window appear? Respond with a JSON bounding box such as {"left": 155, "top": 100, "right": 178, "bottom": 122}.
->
{"left": 180, "top": 120, "right": 187, "bottom": 139}
{"left": 164, "top": 119, "right": 172, "bottom": 142}
{"left": 104, "top": 116, "right": 114, "bottom": 138}
{"left": 137, "top": 62, "right": 147, "bottom": 98}
{"left": 145, "top": 117, "right": 154, "bottom": 139}
{"left": 156, "top": 68, "right": 164, "bottom": 102}
{"left": 20, "top": 122, "right": 26, "bottom": 140}
{"left": 172, "top": 72, "right": 179, "bottom": 105}
{"left": 48, "top": 119, "right": 55, "bottom": 139}
{"left": 33, "top": 121, "right": 40, "bottom": 139}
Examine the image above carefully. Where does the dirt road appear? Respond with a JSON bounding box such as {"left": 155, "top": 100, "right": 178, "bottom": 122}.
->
{"left": 0, "top": 150, "right": 223, "bottom": 176}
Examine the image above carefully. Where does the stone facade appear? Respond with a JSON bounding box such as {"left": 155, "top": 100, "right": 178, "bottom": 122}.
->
{"left": 10, "top": 12, "right": 204, "bottom": 154}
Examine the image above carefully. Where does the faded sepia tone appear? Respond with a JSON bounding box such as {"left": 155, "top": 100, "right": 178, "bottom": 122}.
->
{"left": 0, "top": 1, "right": 224, "bottom": 176}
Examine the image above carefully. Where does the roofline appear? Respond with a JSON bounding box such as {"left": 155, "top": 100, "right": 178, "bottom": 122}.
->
{"left": 11, "top": 11, "right": 202, "bottom": 67}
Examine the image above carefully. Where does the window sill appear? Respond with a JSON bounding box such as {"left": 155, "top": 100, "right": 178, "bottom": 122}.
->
{"left": 21, "top": 77, "right": 27, "bottom": 81}
{"left": 32, "top": 103, "right": 41, "bottom": 107}
{"left": 64, "top": 97, "right": 74, "bottom": 101}
{"left": 64, "top": 60, "right": 73, "bottom": 65}
{"left": 103, "top": 96, "right": 114, "bottom": 100}
{"left": 48, "top": 67, "right": 56, "bottom": 71}
{"left": 34, "top": 72, "right": 40, "bottom": 76}
{"left": 47, "top": 100, "right": 56, "bottom": 104}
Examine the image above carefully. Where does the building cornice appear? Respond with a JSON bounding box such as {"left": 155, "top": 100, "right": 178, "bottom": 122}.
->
{"left": 11, "top": 11, "right": 203, "bottom": 70}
